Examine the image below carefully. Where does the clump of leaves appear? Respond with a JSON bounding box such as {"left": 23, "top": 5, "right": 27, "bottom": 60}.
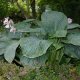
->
{"left": 0, "top": 8, "right": 80, "bottom": 68}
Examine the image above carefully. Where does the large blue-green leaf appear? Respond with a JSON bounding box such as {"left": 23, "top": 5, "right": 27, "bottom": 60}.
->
{"left": 67, "top": 24, "right": 80, "bottom": 29}
{"left": 22, "top": 19, "right": 35, "bottom": 23}
{"left": 50, "top": 30, "right": 67, "bottom": 38}
{"left": 63, "top": 33, "right": 80, "bottom": 46}
{"left": 4, "top": 41, "right": 19, "bottom": 63}
{"left": 20, "top": 54, "right": 48, "bottom": 68}
{"left": 0, "top": 41, "right": 8, "bottom": 49}
{"left": 67, "top": 28, "right": 80, "bottom": 34}
{"left": 0, "top": 36, "right": 10, "bottom": 41}
{"left": 15, "top": 19, "right": 46, "bottom": 35}
{"left": 15, "top": 20, "right": 31, "bottom": 30}
{"left": 64, "top": 44, "right": 80, "bottom": 59}
{"left": 0, "top": 30, "right": 23, "bottom": 40}
{"left": 17, "top": 28, "right": 45, "bottom": 34}
{"left": 0, "top": 36, "right": 11, "bottom": 55}
{"left": 15, "top": 19, "right": 36, "bottom": 31}
{"left": 41, "top": 11, "right": 68, "bottom": 37}
{"left": 0, "top": 41, "right": 9, "bottom": 55}
{"left": 0, "top": 35, "right": 20, "bottom": 62}
{"left": 20, "top": 37, "right": 52, "bottom": 58}
{"left": 7, "top": 32, "right": 23, "bottom": 39}
{"left": 0, "top": 49, "right": 5, "bottom": 55}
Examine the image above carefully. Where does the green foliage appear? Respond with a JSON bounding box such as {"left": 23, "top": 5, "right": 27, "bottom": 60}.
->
{"left": 0, "top": 0, "right": 19, "bottom": 19}
{"left": 64, "top": 44, "right": 80, "bottom": 59}
{"left": 20, "top": 54, "right": 48, "bottom": 68}
{"left": 17, "top": 10, "right": 80, "bottom": 67}
{"left": 20, "top": 37, "right": 52, "bottom": 58}
{"left": 76, "top": 64, "right": 80, "bottom": 76}
{"left": 67, "top": 24, "right": 80, "bottom": 29}
{"left": 63, "top": 33, "right": 80, "bottom": 46}
{"left": 0, "top": 9, "right": 80, "bottom": 68}
{"left": 41, "top": 11, "right": 68, "bottom": 37}
{"left": 4, "top": 42, "right": 19, "bottom": 63}
{"left": 0, "top": 0, "right": 9, "bottom": 18}
{"left": 0, "top": 33, "right": 20, "bottom": 63}
{"left": 38, "top": 0, "right": 80, "bottom": 23}
{"left": 8, "top": 3, "right": 19, "bottom": 17}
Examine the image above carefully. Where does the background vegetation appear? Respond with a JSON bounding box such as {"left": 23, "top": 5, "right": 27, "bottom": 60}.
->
{"left": 0, "top": 0, "right": 80, "bottom": 22}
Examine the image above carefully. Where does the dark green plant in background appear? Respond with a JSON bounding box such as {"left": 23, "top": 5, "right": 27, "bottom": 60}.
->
{"left": 0, "top": 0, "right": 9, "bottom": 19}
{"left": 0, "top": 0, "right": 80, "bottom": 23}
{"left": 38, "top": 0, "right": 80, "bottom": 23}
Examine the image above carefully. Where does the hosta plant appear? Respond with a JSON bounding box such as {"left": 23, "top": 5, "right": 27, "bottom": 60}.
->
{"left": 0, "top": 9, "right": 80, "bottom": 68}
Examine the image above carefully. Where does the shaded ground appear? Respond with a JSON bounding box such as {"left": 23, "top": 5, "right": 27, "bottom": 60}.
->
{"left": 0, "top": 60, "right": 80, "bottom": 80}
